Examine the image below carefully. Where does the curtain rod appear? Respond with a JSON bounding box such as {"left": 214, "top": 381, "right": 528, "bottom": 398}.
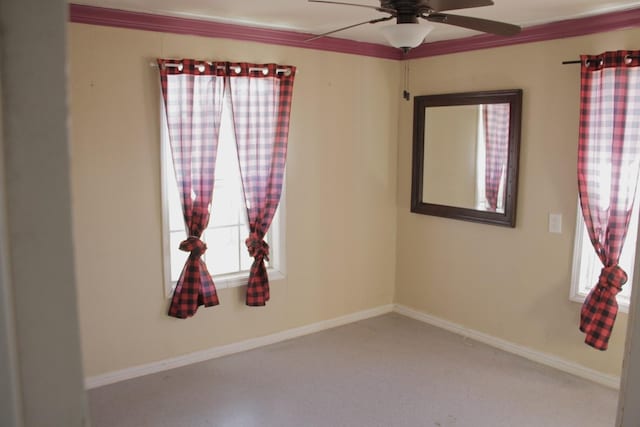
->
{"left": 149, "top": 61, "right": 293, "bottom": 75}
{"left": 562, "top": 55, "right": 640, "bottom": 65}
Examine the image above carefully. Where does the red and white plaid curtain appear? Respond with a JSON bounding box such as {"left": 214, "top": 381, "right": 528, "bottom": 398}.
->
{"left": 483, "top": 103, "right": 510, "bottom": 211}
{"left": 158, "top": 59, "right": 226, "bottom": 318}
{"left": 228, "top": 63, "right": 296, "bottom": 306}
{"left": 578, "top": 50, "right": 640, "bottom": 350}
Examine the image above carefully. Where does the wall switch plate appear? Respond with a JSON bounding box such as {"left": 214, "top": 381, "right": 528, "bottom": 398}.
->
{"left": 549, "top": 213, "right": 562, "bottom": 233}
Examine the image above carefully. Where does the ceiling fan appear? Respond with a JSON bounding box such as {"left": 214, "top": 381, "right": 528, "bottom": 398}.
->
{"left": 307, "top": 0, "right": 521, "bottom": 52}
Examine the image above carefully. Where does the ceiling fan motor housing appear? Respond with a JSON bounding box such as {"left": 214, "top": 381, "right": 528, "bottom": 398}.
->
{"left": 380, "top": 0, "right": 431, "bottom": 23}
{"left": 306, "top": 0, "right": 521, "bottom": 43}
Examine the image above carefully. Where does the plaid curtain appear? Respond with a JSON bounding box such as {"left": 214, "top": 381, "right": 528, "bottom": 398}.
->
{"left": 483, "top": 103, "right": 510, "bottom": 211}
{"left": 158, "top": 59, "right": 226, "bottom": 318}
{"left": 228, "top": 63, "right": 296, "bottom": 306}
{"left": 578, "top": 50, "right": 640, "bottom": 350}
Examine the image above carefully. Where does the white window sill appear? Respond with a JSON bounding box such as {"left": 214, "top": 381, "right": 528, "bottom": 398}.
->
{"left": 570, "top": 292, "right": 630, "bottom": 314}
{"left": 165, "top": 269, "right": 285, "bottom": 299}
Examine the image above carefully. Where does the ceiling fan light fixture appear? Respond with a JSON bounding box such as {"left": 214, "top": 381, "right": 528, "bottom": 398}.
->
{"left": 380, "top": 23, "right": 434, "bottom": 52}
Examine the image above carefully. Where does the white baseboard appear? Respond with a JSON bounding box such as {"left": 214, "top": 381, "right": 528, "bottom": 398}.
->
{"left": 394, "top": 304, "right": 621, "bottom": 390}
{"left": 86, "top": 303, "right": 621, "bottom": 391}
{"left": 85, "top": 304, "right": 394, "bottom": 389}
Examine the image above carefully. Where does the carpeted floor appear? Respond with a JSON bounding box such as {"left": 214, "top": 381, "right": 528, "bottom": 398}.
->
{"left": 88, "top": 313, "right": 618, "bottom": 427}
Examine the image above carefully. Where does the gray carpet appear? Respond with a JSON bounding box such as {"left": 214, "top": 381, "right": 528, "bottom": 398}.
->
{"left": 88, "top": 313, "right": 618, "bottom": 427}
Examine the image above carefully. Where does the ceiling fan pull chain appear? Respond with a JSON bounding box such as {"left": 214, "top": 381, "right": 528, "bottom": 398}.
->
{"left": 403, "top": 60, "right": 411, "bottom": 101}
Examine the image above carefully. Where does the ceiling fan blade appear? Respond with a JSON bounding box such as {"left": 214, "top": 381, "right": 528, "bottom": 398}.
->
{"left": 424, "top": 13, "right": 521, "bottom": 36}
{"left": 305, "top": 16, "right": 394, "bottom": 41}
{"left": 422, "top": 0, "right": 494, "bottom": 12}
{"left": 308, "top": 0, "right": 396, "bottom": 14}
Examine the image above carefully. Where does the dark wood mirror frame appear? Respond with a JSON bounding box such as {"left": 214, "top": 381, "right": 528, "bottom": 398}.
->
{"left": 411, "top": 89, "right": 523, "bottom": 227}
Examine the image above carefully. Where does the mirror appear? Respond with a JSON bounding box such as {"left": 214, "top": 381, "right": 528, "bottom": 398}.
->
{"left": 411, "top": 89, "right": 522, "bottom": 227}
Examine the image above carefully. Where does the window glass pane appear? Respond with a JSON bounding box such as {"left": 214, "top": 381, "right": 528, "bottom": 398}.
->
{"left": 164, "top": 127, "right": 186, "bottom": 232}
{"left": 210, "top": 100, "right": 244, "bottom": 228}
{"left": 167, "top": 180, "right": 184, "bottom": 231}
{"left": 579, "top": 227, "right": 601, "bottom": 292}
{"left": 169, "top": 231, "right": 188, "bottom": 282}
{"left": 240, "top": 225, "right": 253, "bottom": 271}
{"left": 203, "top": 227, "right": 240, "bottom": 275}
{"left": 210, "top": 179, "right": 242, "bottom": 227}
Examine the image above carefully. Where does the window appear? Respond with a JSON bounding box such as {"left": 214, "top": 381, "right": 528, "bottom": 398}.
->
{"left": 570, "top": 195, "right": 639, "bottom": 312}
{"left": 160, "top": 95, "right": 284, "bottom": 296}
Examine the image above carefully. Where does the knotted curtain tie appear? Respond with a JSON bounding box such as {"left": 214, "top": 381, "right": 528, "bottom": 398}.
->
{"left": 597, "top": 265, "right": 627, "bottom": 296}
{"left": 246, "top": 233, "right": 269, "bottom": 261}
{"left": 179, "top": 236, "right": 207, "bottom": 258}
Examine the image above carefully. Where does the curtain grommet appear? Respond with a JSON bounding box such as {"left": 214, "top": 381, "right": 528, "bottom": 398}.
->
{"left": 585, "top": 58, "right": 604, "bottom": 68}
{"left": 625, "top": 55, "right": 633, "bottom": 65}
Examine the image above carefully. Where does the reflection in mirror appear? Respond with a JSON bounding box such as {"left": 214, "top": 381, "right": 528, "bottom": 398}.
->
{"left": 411, "top": 90, "right": 522, "bottom": 227}
{"left": 422, "top": 103, "right": 509, "bottom": 213}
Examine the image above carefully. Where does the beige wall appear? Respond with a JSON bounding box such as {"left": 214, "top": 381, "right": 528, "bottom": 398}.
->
{"left": 69, "top": 24, "right": 400, "bottom": 377}
{"left": 396, "top": 27, "right": 640, "bottom": 377}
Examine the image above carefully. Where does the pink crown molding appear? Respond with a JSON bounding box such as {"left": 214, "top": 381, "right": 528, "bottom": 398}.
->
{"left": 407, "top": 6, "right": 640, "bottom": 59}
{"left": 68, "top": 4, "right": 403, "bottom": 60}
{"left": 69, "top": 4, "right": 640, "bottom": 61}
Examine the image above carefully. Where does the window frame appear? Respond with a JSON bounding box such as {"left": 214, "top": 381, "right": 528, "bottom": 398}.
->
{"left": 159, "top": 103, "right": 286, "bottom": 299}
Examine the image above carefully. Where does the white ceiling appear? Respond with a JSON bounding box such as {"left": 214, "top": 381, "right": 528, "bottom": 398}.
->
{"left": 73, "top": 0, "right": 640, "bottom": 45}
